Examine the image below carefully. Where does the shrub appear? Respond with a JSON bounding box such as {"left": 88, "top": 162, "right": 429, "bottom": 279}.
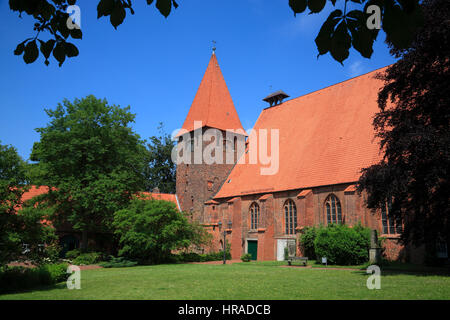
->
{"left": 175, "top": 249, "right": 231, "bottom": 263}
{"left": 298, "top": 226, "right": 317, "bottom": 259}
{"left": 72, "top": 252, "right": 101, "bottom": 265}
{"left": 42, "top": 242, "right": 62, "bottom": 264}
{"left": 99, "top": 257, "right": 138, "bottom": 268}
{"left": 314, "top": 223, "right": 371, "bottom": 265}
{"left": 113, "top": 198, "right": 210, "bottom": 264}
{"left": 41, "top": 263, "right": 70, "bottom": 283}
{"left": 0, "top": 262, "right": 69, "bottom": 294}
{"left": 241, "top": 254, "right": 252, "bottom": 262}
{"left": 65, "top": 249, "right": 81, "bottom": 260}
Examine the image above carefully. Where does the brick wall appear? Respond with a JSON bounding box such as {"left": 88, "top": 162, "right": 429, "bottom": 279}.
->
{"left": 203, "top": 182, "right": 425, "bottom": 263}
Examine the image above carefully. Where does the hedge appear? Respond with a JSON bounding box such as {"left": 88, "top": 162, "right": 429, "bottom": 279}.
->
{"left": 0, "top": 263, "right": 69, "bottom": 294}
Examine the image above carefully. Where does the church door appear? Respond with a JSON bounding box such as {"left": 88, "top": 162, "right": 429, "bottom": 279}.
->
{"left": 247, "top": 240, "right": 258, "bottom": 260}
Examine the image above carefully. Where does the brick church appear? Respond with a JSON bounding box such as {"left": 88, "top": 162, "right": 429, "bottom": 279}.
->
{"left": 174, "top": 51, "right": 426, "bottom": 264}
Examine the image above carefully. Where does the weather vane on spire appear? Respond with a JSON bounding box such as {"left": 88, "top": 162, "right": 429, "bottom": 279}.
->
{"left": 212, "top": 40, "right": 216, "bottom": 53}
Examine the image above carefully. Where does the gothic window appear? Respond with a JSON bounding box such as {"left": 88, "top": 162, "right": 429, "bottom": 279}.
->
{"left": 284, "top": 199, "right": 297, "bottom": 235}
{"left": 325, "top": 194, "right": 342, "bottom": 224}
{"left": 381, "top": 200, "right": 402, "bottom": 234}
{"left": 250, "top": 202, "right": 260, "bottom": 230}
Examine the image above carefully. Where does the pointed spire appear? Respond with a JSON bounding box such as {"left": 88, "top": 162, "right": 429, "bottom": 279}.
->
{"left": 177, "top": 53, "right": 246, "bottom": 136}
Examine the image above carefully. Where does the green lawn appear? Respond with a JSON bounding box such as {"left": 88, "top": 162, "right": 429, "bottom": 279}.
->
{"left": 1, "top": 261, "right": 449, "bottom": 300}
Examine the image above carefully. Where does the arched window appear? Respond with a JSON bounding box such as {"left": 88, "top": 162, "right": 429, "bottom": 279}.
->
{"left": 325, "top": 194, "right": 342, "bottom": 224}
{"left": 284, "top": 199, "right": 297, "bottom": 235}
{"left": 250, "top": 202, "right": 260, "bottom": 230}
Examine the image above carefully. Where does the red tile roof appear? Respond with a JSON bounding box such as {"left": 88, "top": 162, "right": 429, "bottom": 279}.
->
{"left": 176, "top": 53, "right": 246, "bottom": 136}
{"left": 204, "top": 199, "right": 219, "bottom": 205}
{"left": 296, "top": 189, "right": 312, "bottom": 199}
{"left": 21, "top": 186, "right": 51, "bottom": 202}
{"left": 20, "top": 187, "right": 180, "bottom": 211}
{"left": 214, "top": 68, "right": 387, "bottom": 199}
{"left": 137, "top": 192, "right": 180, "bottom": 210}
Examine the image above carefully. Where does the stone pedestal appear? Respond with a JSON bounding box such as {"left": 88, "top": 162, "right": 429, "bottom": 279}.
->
{"left": 369, "top": 248, "right": 381, "bottom": 264}
{"left": 369, "top": 229, "right": 381, "bottom": 264}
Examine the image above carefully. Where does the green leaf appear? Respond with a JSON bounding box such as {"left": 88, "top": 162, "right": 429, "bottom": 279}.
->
{"left": 70, "top": 28, "right": 82, "bottom": 39}
{"left": 40, "top": 39, "right": 55, "bottom": 59}
{"left": 346, "top": 10, "right": 379, "bottom": 59}
{"left": 53, "top": 42, "right": 66, "bottom": 66}
{"left": 110, "top": 3, "right": 126, "bottom": 29}
{"left": 383, "top": 0, "right": 424, "bottom": 50}
{"left": 156, "top": 0, "right": 172, "bottom": 18}
{"left": 58, "top": 15, "right": 70, "bottom": 39}
{"left": 97, "top": 0, "right": 115, "bottom": 18}
{"left": 14, "top": 40, "right": 27, "bottom": 55}
{"left": 23, "top": 40, "right": 39, "bottom": 64}
{"left": 39, "top": 2, "right": 55, "bottom": 21}
{"left": 307, "top": 0, "right": 326, "bottom": 14}
{"left": 289, "top": 0, "right": 307, "bottom": 16}
{"left": 315, "top": 9, "right": 342, "bottom": 56}
{"left": 351, "top": 28, "right": 377, "bottom": 58}
{"left": 64, "top": 42, "right": 79, "bottom": 58}
{"left": 330, "top": 21, "right": 351, "bottom": 64}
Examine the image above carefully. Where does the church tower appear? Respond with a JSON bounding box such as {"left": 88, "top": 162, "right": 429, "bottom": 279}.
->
{"left": 175, "top": 51, "right": 247, "bottom": 223}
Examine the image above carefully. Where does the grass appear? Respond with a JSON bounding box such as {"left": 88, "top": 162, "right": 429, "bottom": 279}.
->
{"left": 0, "top": 261, "right": 449, "bottom": 300}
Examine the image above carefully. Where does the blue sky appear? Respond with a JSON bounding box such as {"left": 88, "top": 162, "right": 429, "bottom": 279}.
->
{"left": 0, "top": 0, "right": 396, "bottom": 160}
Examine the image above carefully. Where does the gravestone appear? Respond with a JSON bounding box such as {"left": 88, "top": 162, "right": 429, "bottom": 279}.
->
{"left": 287, "top": 239, "right": 296, "bottom": 258}
{"left": 369, "top": 229, "right": 381, "bottom": 264}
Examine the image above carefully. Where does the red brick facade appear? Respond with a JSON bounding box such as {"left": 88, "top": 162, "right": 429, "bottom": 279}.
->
{"left": 202, "top": 184, "right": 421, "bottom": 262}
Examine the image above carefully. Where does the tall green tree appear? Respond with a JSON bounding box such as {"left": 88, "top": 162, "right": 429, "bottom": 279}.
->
{"left": 30, "top": 95, "right": 148, "bottom": 250}
{"left": 144, "top": 123, "right": 176, "bottom": 194}
{"left": 10, "top": 0, "right": 423, "bottom": 65}
{"left": 358, "top": 0, "right": 449, "bottom": 259}
{"left": 0, "top": 141, "right": 28, "bottom": 265}
{"left": 0, "top": 142, "right": 55, "bottom": 266}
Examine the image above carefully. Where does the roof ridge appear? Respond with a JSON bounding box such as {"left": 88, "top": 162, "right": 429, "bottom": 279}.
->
{"left": 266, "top": 64, "right": 390, "bottom": 110}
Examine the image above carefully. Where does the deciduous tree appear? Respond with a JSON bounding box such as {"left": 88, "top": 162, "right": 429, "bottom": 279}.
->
{"left": 358, "top": 0, "right": 449, "bottom": 262}
{"left": 30, "top": 95, "right": 148, "bottom": 250}
{"left": 144, "top": 123, "right": 176, "bottom": 194}
{"left": 0, "top": 142, "right": 56, "bottom": 266}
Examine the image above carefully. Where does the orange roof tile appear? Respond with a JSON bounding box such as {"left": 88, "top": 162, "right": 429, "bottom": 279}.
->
{"left": 297, "top": 189, "right": 312, "bottom": 199}
{"left": 139, "top": 192, "right": 180, "bottom": 210}
{"left": 21, "top": 186, "right": 51, "bottom": 202}
{"left": 176, "top": 53, "right": 246, "bottom": 136}
{"left": 258, "top": 194, "right": 271, "bottom": 201}
{"left": 214, "top": 68, "right": 386, "bottom": 199}
{"left": 204, "top": 199, "right": 219, "bottom": 205}
{"left": 344, "top": 184, "right": 357, "bottom": 194}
